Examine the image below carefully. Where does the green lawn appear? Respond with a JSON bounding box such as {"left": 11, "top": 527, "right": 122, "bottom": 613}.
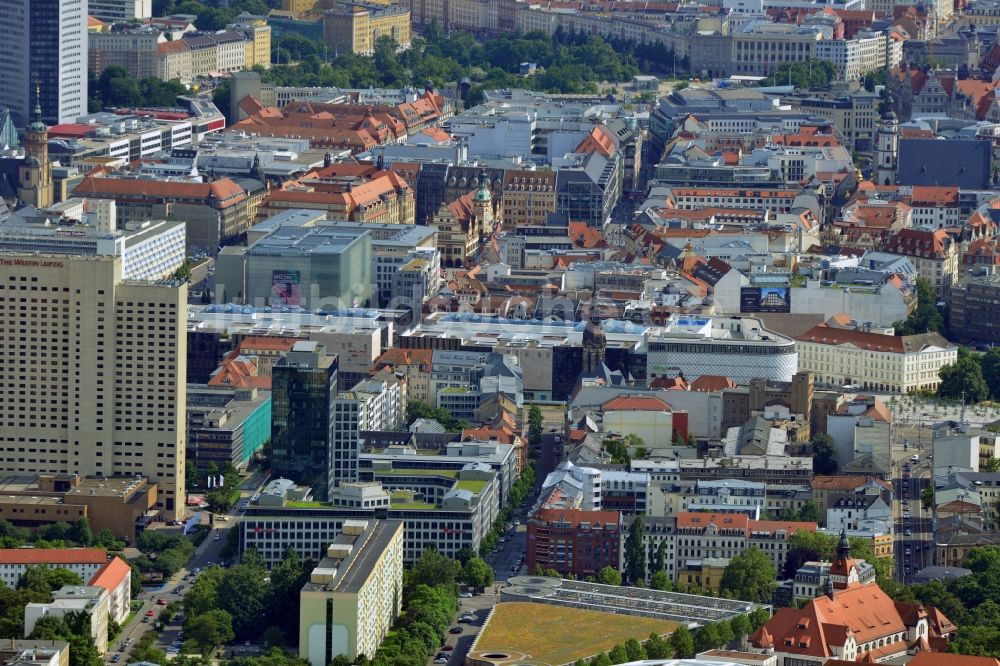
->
{"left": 475, "top": 602, "right": 678, "bottom": 665}
{"left": 454, "top": 479, "right": 487, "bottom": 493}
{"left": 390, "top": 491, "right": 437, "bottom": 510}
{"left": 377, "top": 469, "right": 458, "bottom": 477}
{"left": 286, "top": 500, "right": 329, "bottom": 508}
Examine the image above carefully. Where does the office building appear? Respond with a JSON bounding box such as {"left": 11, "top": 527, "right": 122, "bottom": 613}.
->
{"left": 0, "top": 0, "right": 87, "bottom": 127}
{"left": 240, "top": 469, "right": 498, "bottom": 564}
{"left": 299, "top": 520, "right": 403, "bottom": 666}
{"left": 0, "top": 212, "right": 187, "bottom": 519}
{"left": 88, "top": 0, "right": 152, "bottom": 22}
{"left": 272, "top": 342, "right": 339, "bottom": 501}
{"left": 950, "top": 273, "right": 1000, "bottom": 345}
{"left": 330, "top": 375, "right": 406, "bottom": 496}
{"left": 217, "top": 218, "right": 373, "bottom": 310}
{"left": 0, "top": 475, "right": 158, "bottom": 540}
{"left": 24, "top": 587, "right": 109, "bottom": 654}
{"left": 186, "top": 386, "right": 272, "bottom": 471}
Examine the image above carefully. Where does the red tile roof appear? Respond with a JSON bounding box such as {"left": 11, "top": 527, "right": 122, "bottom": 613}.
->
{"left": 797, "top": 324, "right": 905, "bottom": 353}
{"left": 75, "top": 175, "right": 247, "bottom": 207}
{"left": 601, "top": 395, "right": 672, "bottom": 412}
{"left": 89, "top": 556, "right": 131, "bottom": 591}
{"left": 689, "top": 375, "right": 737, "bottom": 392}
{"left": 0, "top": 548, "right": 108, "bottom": 564}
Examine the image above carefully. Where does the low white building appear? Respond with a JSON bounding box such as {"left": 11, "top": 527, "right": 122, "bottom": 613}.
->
{"left": 24, "top": 587, "right": 109, "bottom": 654}
{"left": 0, "top": 550, "right": 109, "bottom": 590}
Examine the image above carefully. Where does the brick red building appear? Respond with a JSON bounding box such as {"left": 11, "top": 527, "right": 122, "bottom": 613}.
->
{"left": 526, "top": 508, "right": 621, "bottom": 578}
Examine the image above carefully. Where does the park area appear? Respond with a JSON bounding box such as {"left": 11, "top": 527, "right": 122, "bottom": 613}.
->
{"left": 472, "top": 601, "right": 677, "bottom": 665}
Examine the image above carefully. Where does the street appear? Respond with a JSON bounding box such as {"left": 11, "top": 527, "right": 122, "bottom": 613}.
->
{"left": 890, "top": 419, "right": 934, "bottom": 583}
{"left": 109, "top": 478, "right": 266, "bottom": 663}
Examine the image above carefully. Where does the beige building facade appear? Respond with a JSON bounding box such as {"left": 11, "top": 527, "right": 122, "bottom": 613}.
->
{"left": 0, "top": 255, "right": 186, "bottom": 519}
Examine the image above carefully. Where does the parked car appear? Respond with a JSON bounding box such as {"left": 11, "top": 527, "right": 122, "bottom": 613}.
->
{"left": 449, "top": 627, "right": 463, "bottom": 634}
{"left": 460, "top": 592, "right": 473, "bottom": 598}
{"left": 156, "top": 599, "right": 167, "bottom": 605}
{"left": 145, "top": 610, "right": 155, "bottom": 617}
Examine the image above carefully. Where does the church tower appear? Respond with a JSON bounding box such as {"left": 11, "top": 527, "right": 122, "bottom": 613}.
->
{"left": 473, "top": 169, "right": 494, "bottom": 238}
{"left": 582, "top": 315, "right": 607, "bottom": 374}
{"left": 18, "top": 82, "right": 53, "bottom": 209}
{"left": 875, "top": 93, "right": 899, "bottom": 187}
{"left": 830, "top": 528, "right": 861, "bottom": 591}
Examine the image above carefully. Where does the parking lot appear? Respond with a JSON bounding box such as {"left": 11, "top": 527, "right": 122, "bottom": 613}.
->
{"left": 429, "top": 592, "right": 498, "bottom": 666}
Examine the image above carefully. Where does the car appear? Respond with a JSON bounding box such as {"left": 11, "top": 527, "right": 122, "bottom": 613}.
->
{"left": 216, "top": 515, "right": 229, "bottom": 522}
{"left": 141, "top": 616, "right": 149, "bottom": 623}
{"left": 449, "top": 627, "right": 463, "bottom": 634}
{"left": 176, "top": 584, "right": 185, "bottom": 592}
{"left": 905, "top": 548, "right": 912, "bottom": 555}
{"left": 514, "top": 520, "right": 520, "bottom": 526}
{"left": 111, "top": 656, "right": 121, "bottom": 663}
{"left": 460, "top": 592, "right": 473, "bottom": 598}
{"left": 441, "top": 645, "right": 454, "bottom": 651}
{"left": 156, "top": 599, "right": 167, "bottom": 605}
{"left": 118, "top": 646, "right": 126, "bottom": 653}
{"left": 145, "top": 610, "right": 155, "bottom": 617}
{"left": 214, "top": 534, "right": 221, "bottom": 541}
{"left": 904, "top": 529, "right": 912, "bottom": 536}
{"left": 911, "top": 455, "right": 920, "bottom": 462}
{"left": 434, "top": 658, "right": 448, "bottom": 664}
{"left": 436, "top": 653, "right": 450, "bottom": 660}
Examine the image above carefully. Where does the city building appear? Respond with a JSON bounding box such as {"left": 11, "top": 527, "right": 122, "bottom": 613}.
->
{"left": 501, "top": 170, "right": 557, "bottom": 229}
{"left": 0, "top": 475, "right": 158, "bottom": 540}
{"left": 949, "top": 273, "right": 1000, "bottom": 345}
{"left": 87, "top": 557, "right": 131, "bottom": 625}
{"left": 0, "top": 0, "right": 87, "bottom": 126}
{"left": 646, "top": 315, "right": 799, "bottom": 384}
{"left": 0, "top": 210, "right": 187, "bottom": 518}
{"left": 24, "top": 587, "right": 109, "bottom": 654}
{"left": 88, "top": 0, "right": 152, "bottom": 21}
{"left": 186, "top": 386, "right": 272, "bottom": 471}
{"left": 240, "top": 470, "right": 498, "bottom": 565}
{"left": 216, "top": 216, "right": 373, "bottom": 309}
{"left": 257, "top": 164, "right": 415, "bottom": 225}
{"left": 750, "top": 534, "right": 955, "bottom": 662}
{"left": 298, "top": 520, "right": 403, "bottom": 666}
{"left": 795, "top": 324, "right": 957, "bottom": 392}
{"left": 74, "top": 175, "right": 250, "bottom": 252}
{"left": 323, "top": 3, "right": 411, "bottom": 56}
{"left": 526, "top": 508, "right": 622, "bottom": 578}
{"left": 0, "top": 549, "right": 109, "bottom": 589}
{"left": 883, "top": 228, "right": 959, "bottom": 297}
{"left": 0, "top": 640, "right": 69, "bottom": 666}
{"left": 429, "top": 179, "right": 497, "bottom": 267}
{"left": 271, "top": 342, "right": 339, "bottom": 501}
{"left": 331, "top": 374, "right": 407, "bottom": 494}
{"left": 633, "top": 512, "right": 816, "bottom": 583}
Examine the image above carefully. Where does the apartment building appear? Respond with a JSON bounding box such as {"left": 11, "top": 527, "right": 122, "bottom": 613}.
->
{"left": 323, "top": 3, "right": 411, "bottom": 56}
{"left": 24, "top": 587, "right": 110, "bottom": 654}
{"left": 0, "top": 549, "right": 109, "bottom": 589}
{"left": 634, "top": 512, "right": 817, "bottom": 583}
{"left": 527, "top": 508, "right": 622, "bottom": 578}
{"left": 730, "top": 23, "right": 821, "bottom": 76}
{"left": 883, "top": 228, "right": 960, "bottom": 297}
{"left": 796, "top": 324, "right": 957, "bottom": 392}
{"left": 501, "top": 170, "right": 557, "bottom": 229}
{"left": 299, "top": 520, "right": 403, "bottom": 666}
{"left": 815, "top": 31, "right": 896, "bottom": 81}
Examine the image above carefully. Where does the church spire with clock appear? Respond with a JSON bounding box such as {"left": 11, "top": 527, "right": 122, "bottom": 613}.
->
{"left": 18, "top": 80, "right": 54, "bottom": 210}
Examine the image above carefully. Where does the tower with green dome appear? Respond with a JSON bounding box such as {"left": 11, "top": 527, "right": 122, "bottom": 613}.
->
{"left": 18, "top": 81, "right": 53, "bottom": 209}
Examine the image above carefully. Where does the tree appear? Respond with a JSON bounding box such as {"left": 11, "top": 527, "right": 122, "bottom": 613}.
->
{"left": 70, "top": 518, "right": 93, "bottom": 546}
{"left": 982, "top": 347, "right": 1000, "bottom": 400}
{"left": 267, "top": 548, "right": 311, "bottom": 640}
{"left": 608, "top": 644, "right": 629, "bottom": 663}
{"left": 528, "top": 404, "right": 544, "bottom": 452}
{"left": 671, "top": 625, "right": 695, "bottom": 658}
{"left": 407, "top": 549, "right": 460, "bottom": 592}
{"left": 796, "top": 500, "right": 821, "bottom": 524}
{"left": 623, "top": 515, "right": 646, "bottom": 584}
{"left": 694, "top": 623, "right": 722, "bottom": 652}
{"left": 184, "top": 567, "right": 224, "bottom": 618}
{"left": 716, "top": 620, "right": 735, "bottom": 647}
{"left": 731, "top": 614, "right": 753, "bottom": 648}
{"left": 461, "top": 557, "right": 494, "bottom": 589}
{"left": 895, "top": 277, "right": 943, "bottom": 335}
{"left": 749, "top": 607, "right": 771, "bottom": 630}
{"left": 922, "top": 486, "right": 935, "bottom": 511}
{"left": 644, "top": 633, "right": 671, "bottom": 659}
{"left": 651, "top": 570, "right": 671, "bottom": 591}
{"left": 720, "top": 547, "right": 776, "bottom": 603}
{"left": 597, "top": 566, "right": 622, "bottom": 586}
{"left": 939, "top": 354, "right": 989, "bottom": 403}
{"left": 218, "top": 560, "right": 269, "bottom": 639}
{"left": 186, "top": 609, "right": 235, "bottom": 653}
{"left": 17, "top": 566, "right": 84, "bottom": 594}
{"left": 782, "top": 546, "right": 822, "bottom": 579}
{"left": 624, "top": 638, "right": 646, "bottom": 661}
{"left": 28, "top": 613, "right": 101, "bottom": 666}
{"left": 811, "top": 434, "right": 838, "bottom": 475}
